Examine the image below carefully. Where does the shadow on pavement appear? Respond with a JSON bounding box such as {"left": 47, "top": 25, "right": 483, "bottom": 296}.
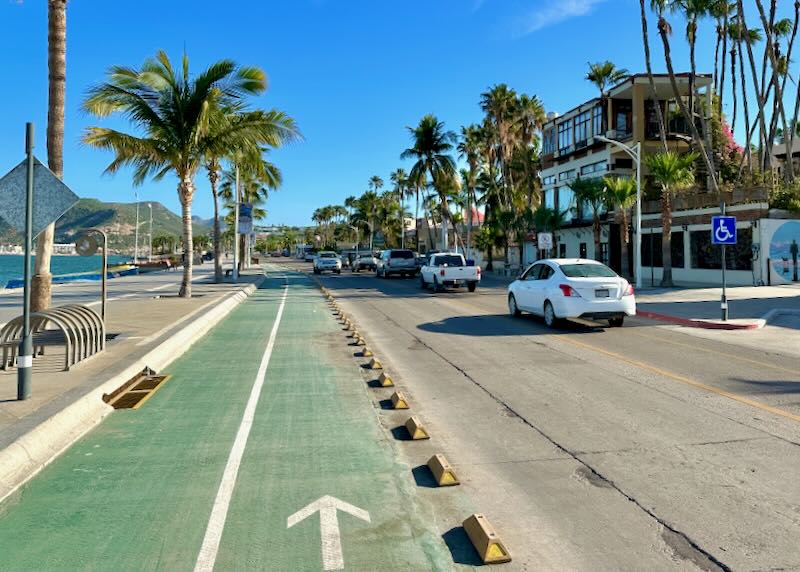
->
{"left": 417, "top": 314, "right": 606, "bottom": 336}
{"left": 390, "top": 425, "right": 413, "bottom": 440}
{"left": 442, "top": 526, "right": 484, "bottom": 566}
{"left": 730, "top": 378, "right": 800, "bottom": 394}
{"left": 411, "top": 465, "right": 439, "bottom": 488}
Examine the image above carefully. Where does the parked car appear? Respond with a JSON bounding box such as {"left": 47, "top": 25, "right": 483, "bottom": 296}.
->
{"left": 376, "top": 249, "right": 417, "bottom": 278}
{"left": 419, "top": 252, "right": 481, "bottom": 292}
{"left": 507, "top": 259, "right": 635, "bottom": 328}
{"left": 353, "top": 253, "right": 378, "bottom": 272}
{"left": 313, "top": 251, "right": 342, "bottom": 274}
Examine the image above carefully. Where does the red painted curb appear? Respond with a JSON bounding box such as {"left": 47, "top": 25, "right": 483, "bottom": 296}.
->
{"left": 636, "top": 310, "right": 762, "bottom": 330}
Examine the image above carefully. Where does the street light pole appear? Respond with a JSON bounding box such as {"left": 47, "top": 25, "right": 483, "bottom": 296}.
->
{"left": 134, "top": 191, "right": 139, "bottom": 264}
{"left": 595, "top": 136, "right": 642, "bottom": 289}
{"left": 148, "top": 203, "right": 153, "bottom": 262}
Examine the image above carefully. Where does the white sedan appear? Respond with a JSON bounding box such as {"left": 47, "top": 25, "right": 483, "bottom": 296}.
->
{"left": 507, "top": 259, "right": 636, "bottom": 328}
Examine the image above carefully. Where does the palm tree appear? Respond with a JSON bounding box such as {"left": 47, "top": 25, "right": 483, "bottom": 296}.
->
{"left": 368, "top": 175, "right": 384, "bottom": 193}
{"left": 480, "top": 84, "right": 518, "bottom": 199}
{"left": 32, "top": 0, "right": 68, "bottom": 312}
{"left": 400, "top": 115, "right": 457, "bottom": 250}
{"left": 458, "top": 124, "right": 483, "bottom": 257}
{"left": 204, "top": 105, "right": 298, "bottom": 282}
{"left": 585, "top": 61, "right": 629, "bottom": 97}
{"left": 645, "top": 151, "right": 697, "bottom": 287}
{"left": 641, "top": 0, "right": 669, "bottom": 150}
{"left": 515, "top": 94, "right": 546, "bottom": 206}
{"left": 390, "top": 169, "right": 408, "bottom": 247}
{"left": 604, "top": 176, "right": 637, "bottom": 279}
{"left": 352, "top": 191, "right": 381, "bottom": 250}
{"left": 83, "top": 51, "right": 270, "bottom": 297}
{"left": 571, "top": 177, "right": 608, "bottom": 262}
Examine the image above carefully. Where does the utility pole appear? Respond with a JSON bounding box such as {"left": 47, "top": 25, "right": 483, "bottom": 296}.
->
{"left": 232, "top": 165, "right": 240, "bottom": 283}
{"left": 134, "top": 191, "right": 139, "bottom": 264}
{"left": 148, "top": 203, "right": 153, "bottom": 262}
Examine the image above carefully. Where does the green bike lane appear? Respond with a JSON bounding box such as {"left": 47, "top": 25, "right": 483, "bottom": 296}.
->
{"left": 0, "top": 267, "right": 469, "bottom": 571}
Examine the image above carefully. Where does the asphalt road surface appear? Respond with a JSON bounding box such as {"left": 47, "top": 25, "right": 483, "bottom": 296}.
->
{"left": 300, "top": 260, "right": 800, "bottom": 571}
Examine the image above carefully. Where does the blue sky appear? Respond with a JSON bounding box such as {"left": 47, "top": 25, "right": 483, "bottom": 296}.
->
{"left": 0, "top": 1, "right": 788, "bottom": 226}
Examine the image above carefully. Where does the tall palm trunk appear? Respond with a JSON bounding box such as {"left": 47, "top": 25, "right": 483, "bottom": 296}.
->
{"left": 640, "top": 0, "right": 668, "bottom": 151}
{"left": 657, "top": 14, "right": 718, "bottom": 193}
{"left": 756, "top": 0, "right": 794, "bottom": 181}
{"left": 593, "top": 215, "right": 602, "bottom": 262}
{"left": 718, "top": 11, "right": 728, "bottom": 118}
{"left": 730, "top": 44, "right": 738, "bottom": 133}
{"left": 661, "top": 190, "right": 673, "bottom": 287}
{"left": 178, "top": 179, "right": 195, "bottom": 298}
{"left": 32, "top": 0, "right": 67, "bottom": 312}
{"left": 738, "top": 43, "right": 753, "bottom": 172}
{"left": 619, "top": 209, "right": 630, "bottom": 279}
{"left": 737, "top": 0, "right": 770, "bottom": 171}
{"left": 207, "top": 165, "right": 222, "bottom": 283}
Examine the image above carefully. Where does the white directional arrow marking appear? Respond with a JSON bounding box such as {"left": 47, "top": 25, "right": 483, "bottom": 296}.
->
{"left": 287, "top": 495, "right": 370, "bottom": 571}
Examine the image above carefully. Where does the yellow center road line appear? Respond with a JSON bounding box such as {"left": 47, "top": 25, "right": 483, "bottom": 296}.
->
{"left": 558, "top": 336, "right": 800, "bottom": 424}
{"left": 407, "top": 291, "right": 800, "bottom": 424}
{"left": 623, "top": 326, "right": 800, "bottom": 376}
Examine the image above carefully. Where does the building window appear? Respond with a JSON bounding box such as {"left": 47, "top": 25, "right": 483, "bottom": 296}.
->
{"left": 542, "top": 175, "right": 556, "bottom": 186}
{"left": 580, "top": 161, "right": 608, "bottom": 176}
{"left": 641, "top": 231, "right": 685, "bottom": 268}
{"left": 544, "top": 189, "right": 555, "bottom": 210}
{"left": 558, "top": 120, "right": 573, "bottom": 153}
{"left": 559, "top": 243, "right": 567, "bottom": 258}
{"left": 592, "top": 105, "right": 603, "bottom": 137}
{"left": 542, "top": 128, "right": 556, "bottom": 155}
{"left": 559, "top": 169, "right": 575, "bottom": 181}
{"left": 575, "top": 111, "right": 591, "bottom": 147}
{"left": 690, "top": 227, "right": 752, "bottom": 270}
{"left": 559, "top": 186, "right": 575, "bottom": 219}
{"left": 579, "top": 243, "right": 587, "bottom": 258}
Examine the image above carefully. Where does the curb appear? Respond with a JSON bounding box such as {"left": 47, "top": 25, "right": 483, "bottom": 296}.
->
{"left": 636, "top": 309, "right": 764, "bottom": 330}
{"left": 0, "top": 276, "right": 265, "bottom": 504}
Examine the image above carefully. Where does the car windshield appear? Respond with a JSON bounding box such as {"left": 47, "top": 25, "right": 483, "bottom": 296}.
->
{"left": 319, "top": 252, "right": 336, "bottom": 258}
{"left": 359, "top": 255, "right": 373, "bottom": 260}
{"left": 560, "top": 263, "right": 617, "bottom": 278}
{"left": 390, "top": 250, "right": 414, "bottom": 259}
{"left": 435, "top": 255, "right": 464, "bottom": 267}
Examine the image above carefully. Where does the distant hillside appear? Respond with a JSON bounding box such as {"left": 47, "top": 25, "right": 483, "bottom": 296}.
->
{"left": 0, "top": 199, "right": 213, "bottom": 253}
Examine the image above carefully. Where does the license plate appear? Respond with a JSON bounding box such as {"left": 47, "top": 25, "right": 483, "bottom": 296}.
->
{"left": 595, "top": 289, "right": 609, "bottom": 298}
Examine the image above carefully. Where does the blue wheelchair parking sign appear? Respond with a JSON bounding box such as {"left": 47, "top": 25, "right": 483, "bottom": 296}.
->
{"left": 711, "top": 216, "right": 737, "bottom": 245}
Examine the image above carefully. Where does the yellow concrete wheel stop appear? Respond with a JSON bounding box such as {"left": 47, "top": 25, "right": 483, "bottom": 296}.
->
{"left": 390, "top": 391, "right": 409, "bottom": 409}
{"left": 462, "top": 514, "right": 511, "bottom": 564}
{"left": 405, "top": 416, "right": 430, "bottom": 440}
{"left": 427, "top": 454, "right": 459, "bottom": 486}
{"left": 378, "top": 372, "right": 394, "bottom": 387}
{"left": 361, "top": 348, "right": 374, "bottom": 358}
{"left": 366, "top": 357, "right": 382, "bottom": 369}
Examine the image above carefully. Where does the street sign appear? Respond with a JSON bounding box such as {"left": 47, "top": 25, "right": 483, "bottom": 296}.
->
{"left": 287, "top": 495, "right": 370, "bottom": 571}
{"left": 537, "top": 232, "right": 553, "bottom": 250}
{"left": 75, "top": 232, "right": 98, "bottom": 256}
{"left": 711, "top": 216, "right": 737, "bottom": 245}
{"left": 0, "top": 156, "right": 79, "bottom": 237}
{"left": 238, "top": 202, "right": 253, "bottom": 234}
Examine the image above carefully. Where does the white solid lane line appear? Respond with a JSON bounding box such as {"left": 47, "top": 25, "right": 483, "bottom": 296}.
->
{"left": 193, "top": 279, "right": 289, "bottom": 572}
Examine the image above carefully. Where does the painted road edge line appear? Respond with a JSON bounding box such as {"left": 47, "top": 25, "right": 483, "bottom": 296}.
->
{"left": 194, "top": 279, "right": 289, "bottom": 572}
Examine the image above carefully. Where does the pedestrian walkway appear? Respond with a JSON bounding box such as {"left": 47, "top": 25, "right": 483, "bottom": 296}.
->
{"left": 0, "top": 267, "right": 469, "bottom": 571}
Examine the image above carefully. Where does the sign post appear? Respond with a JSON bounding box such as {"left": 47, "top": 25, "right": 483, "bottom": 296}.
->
{"left": 537, "top": 232, "right": 553, "bottom": 258}
{"left": 18, "top": 124, "right": 35, "bottom": 400}
{"left": 711, "top": 208, "right": 737, "bottom": 322}
{"left": 0, "top": 123, "right": 80, "bottom": 400}
{"left": 75, "top": 229, "right": 108, "bottom": 323}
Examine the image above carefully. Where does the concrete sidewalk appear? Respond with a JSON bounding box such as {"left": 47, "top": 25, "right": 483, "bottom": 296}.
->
{"left": 0, "top": 269, "right": 264, "bottom": 502}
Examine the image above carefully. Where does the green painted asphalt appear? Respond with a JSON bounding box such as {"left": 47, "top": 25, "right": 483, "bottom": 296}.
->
{"left": 0, "top": 267, "right": 466, "bottom": 571}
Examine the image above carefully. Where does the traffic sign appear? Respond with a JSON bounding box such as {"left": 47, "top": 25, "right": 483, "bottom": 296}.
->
{"left": 537, "top": 232, "right": 553, "bottom": 250}
{"left": 711, "top": 216, "right": 737, "bottom": 245}
{"left": 0, "top": 157, "right": 79, "bottom": 238}
{"left": 75, "top": 232, "right": 98, "bottom": 256}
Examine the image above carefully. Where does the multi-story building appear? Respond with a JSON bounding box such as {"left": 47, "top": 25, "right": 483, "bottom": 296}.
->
{"left": 533, "top": 73, "right": 785, "bottom": 286}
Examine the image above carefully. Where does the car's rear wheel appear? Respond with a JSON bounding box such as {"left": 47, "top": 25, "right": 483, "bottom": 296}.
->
{"left": 420, "top": 275, "right": 428, "bottom": 289}
{"left": 467, "top": 282, "right": 477, "bottom": 293}
{"left": 543, "top": 301, "right": 559, "bottom": 328}
{"left": 433, "top": 277, "right": 442, "bottom": 293}
{"left": 508, "top": 294, "right": 521, "bottom": 317}
{"left": 608, "top": 317, "right": 625, "bottom": 327}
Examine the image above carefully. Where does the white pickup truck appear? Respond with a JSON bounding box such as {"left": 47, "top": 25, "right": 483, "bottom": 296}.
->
{"left": 419, "top": 252, "right": 481, "bottom": 292}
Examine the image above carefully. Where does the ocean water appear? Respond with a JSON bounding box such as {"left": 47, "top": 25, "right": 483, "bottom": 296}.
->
{"left": 0, "top": 254, "right": 129, "bottom": 287}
